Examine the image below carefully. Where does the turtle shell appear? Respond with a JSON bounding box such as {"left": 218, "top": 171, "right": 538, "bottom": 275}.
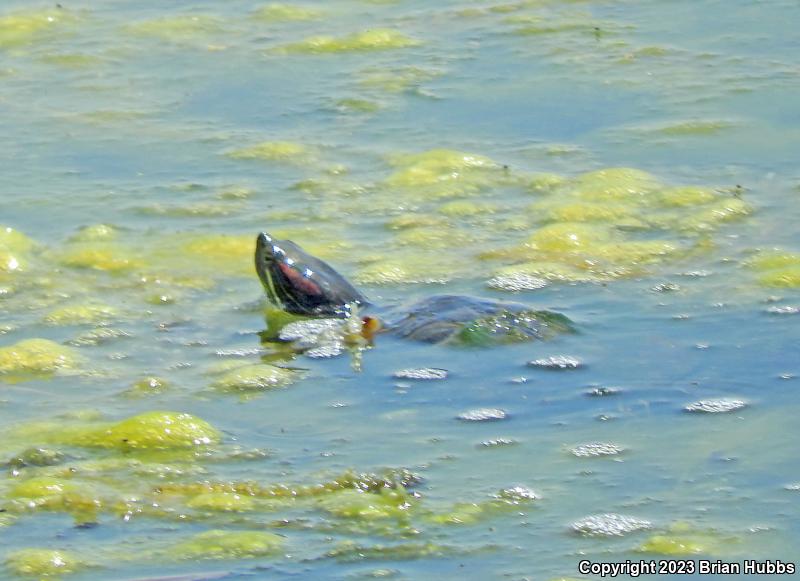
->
{"left": 389, "top": 295, "right": 574, "bottom": 345}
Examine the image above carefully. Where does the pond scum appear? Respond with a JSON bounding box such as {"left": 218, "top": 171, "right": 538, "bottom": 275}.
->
{"left": 0, "top": 151, "right": 767, "bottom": 575}
{"left": 2, "top": 1, "right": 798, "bottom": 577}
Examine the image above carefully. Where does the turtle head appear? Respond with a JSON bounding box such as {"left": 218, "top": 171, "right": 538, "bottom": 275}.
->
{"left": 255, "top": 232, "right": 367, "bottom": 317}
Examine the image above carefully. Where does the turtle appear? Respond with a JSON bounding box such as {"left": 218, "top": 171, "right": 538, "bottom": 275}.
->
{"left": 255, "top": 232, "right": 574, "bottom": 349}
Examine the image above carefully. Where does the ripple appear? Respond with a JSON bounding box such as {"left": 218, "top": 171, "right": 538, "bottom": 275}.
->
{"left": 479, "top": 438, "right": 517, "bottom": 448}
{"left": 528, "top": 356, "right": 582, "bottom": 370}
{"left": 457, "top": 408, "right": 508, "bottom": 422}
{"left": 684, "top": 399, "right": 747, "bottom": 413}
{"left": 487, "top": 273, "right": 548, "bottom": 292}
{"left": 571, "top": 513, "right": 652, "bottom": 537}
{"left": 570, "top": 442, "right": 624, "bottom": 457}
{"left": 585, "top": 386, "right": 620, "bottom": 397}
{"left": 497, "top": 486, "right": 538, "bottom": 502}
{"left": 393, "top": 368, "right": 448, "bottom": 380}
{"left": 766, "top": 305, "right": 799, "bottom": 315}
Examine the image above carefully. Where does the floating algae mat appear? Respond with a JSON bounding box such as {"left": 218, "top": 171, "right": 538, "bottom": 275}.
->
{"left": 1, "top": 0, "right": 799, "bottom": 578}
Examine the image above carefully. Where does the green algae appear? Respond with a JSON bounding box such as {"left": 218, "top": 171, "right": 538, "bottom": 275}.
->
{"left": 277, "top": 29, "right": 419, "bottom": 54}
{"left": 226, "top": 140, "right": 308, "bottom": 162}
{"left": 327, "top": 541, "right": 450, "bottom": 562}
{"left": 524, "top": 173, "right": 568, "bottom": 193}
{"left": 455, "top": 309, "right": 574, "bottom": 346}
{"left": 394, "top": 227, "right": 474, "bottom": 249}
{"left": 387, "top": 149, "right": 501, "bottom": 192}
{"left": 354, "top": 259, "right": 450, "bottom": 285}
{"left": 0, "top": 226, "right": 34, "bottom": 274}
{"left": 749, "top": 250, "right": 800, "bottom": 288}
{"left": 181, "top": 234, "right": 256, "bottom": 277}
{"left": 638, "top": 534, "right": 708, "bottom": 555}
{"left": 317, "top": 488, "right": 413, "bottom": 520}
{"left": 186, "top": 492, "right": 256, "bottom": 512}
{"left": 124, "top": 376, "right": 170, "bottom": 398}
{"left": 216, "top": 186, "right": 254, "bottom": 200}
{"left": 212, "top": 363, "right": 299, "bottom": 393}
{"left": 0, "top": 226, "right": 34, "bottom": 254}
{"left": 135, "top": 202, "right": 238, "bottom": 218}
{"left": 8, "top": 447, "right": 65, "bottom": 469}
{"left": 680, "top": 198, "right": 752, "bottom": 231}
{"left": 656, "top": 120, "right": 734, "bottom": 136}
{"left": 530, "top": 200, "right": 638, "bottom": 225}
{"left": 760, "top": 270, "right": 800, "bottom": 289}
{"left": 40, "top": 52, "right": 102, "bottom": 67}
{"left": 574, "top": 168, "right": 661, "bottom": 202}
{"left": 5, "top": 549, "right": 88, "bottom": 577}
{"left": 43, "top": 303, "right": 118, "bottom": 326}
{"left": 68, "top": 224, "right": 118, "bottom": 243}
{"left": 358, "top": 66, "right": 440, "bottom": 94}
{"left": 253, "top": 4, "right": 321, "bottom": 22}
{"left": 9, "top": 477, "right": 79, "bottom": 500}
{"left": 527, "top": 222, "right": 615, "bottom": 252}
{"left": 427, "top": 489, "right": 536, "bottom": 525}
{"left": 658, "top": 186, "right": 718, "bottom": 207}
{"left": 7, "top": 476, "right": 102, "bottom": 525}
{"left": 0, "top": 339, "right": 82, "bottom": 377}
{"left": 335, "top": 98, "right": 382, "bottom": 113}
{"left": 58, "top": 243, "right": 143, "bottom": 274}
{"left": 384, "top": 214, "right": 449, "bottom": 231}
{"left": 0, "top": 9, "right": 77, "bottom": 49}
{"left": 437, "top": 201, "right": 498, "bottom": 218}
{"left": 637, "top": 522, "right": 736, "bottom": 556}
{"left": 477, "top": 165, "right": 751, "bottom": 282}
{"left": 171, "top": 530, "right": 283, "bottom": 560}
{"left": 76, "top": 411, "right": 220, "bottom": 450}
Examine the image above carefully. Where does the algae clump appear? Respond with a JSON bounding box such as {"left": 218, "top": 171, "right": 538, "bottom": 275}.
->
{"left": 172, "top": 530, "right": 283, "bottom": 560}
{"left": 438, "top": 201, "right": 497, "bottom": 218}
{"left": 187, "top": 492, "right": 256, "bottom": 512}
{"left": 0, "top": 10, "right": 76, "bottom": 49}
{"left": 68, "top": 224, "right": 118, "bottom": 243}
{"left": 124, "top": 376, "right": 170, "bottom": 398}
{"left": 9, "top": 477, "right": 79, "bottom": 500}
{"left": 253, "top": 4, "right": 321, "bottom": 22}
{"left": 327, "top": 541, "right": 449, "bottom": 562}
{"left": 79, "top": 411, "right": 220, "bottom": 450}
{"left": 58, "top": 244, "right": 142, "bottom": 273}
{"left": 6, "top": 549, "right": 87, "bottom": 577}
{"left": 0, "top": 226, "right": 34, "bottom": 274}
{"left": 638, "top": 534, "right": 708, "bottom": 555}
{"left": 278, "top": 29, "right": 419, "bottom": 54}
{"left": 226, "top": 141, "right": 308, "bottom": 162}
{"left": 181, "top": 234, "right": 255, "bottom": 277}
{"left": 387, "top": 149, "right": 501, "bottom": 194}
{"left": 749, "top": 250, "right": 800, "bottom": 288}
{"left": 656, "top": 120, "right": 733, "bottom": 136}
{"left": 43, "top": 303, "right": 118, "bottom": 326}
{"left": 316, "top": 488, "right": 413, "bottom": 520}
{"left": 335, "top": 98, "right": 382, "bottom": 113}
{"left": 0, "top": 339, "right": 81, "bottom": 376}
{"left": 574, "top": 168, "right": 661, "bottom": 202}
{"left": 213, "top": 363, "right": 298, "bottom": 392}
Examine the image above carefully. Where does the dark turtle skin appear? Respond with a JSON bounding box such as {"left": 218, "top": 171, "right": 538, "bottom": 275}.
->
{"left": 256, "top": 232, "right": 367, "bottom": 317}
{"left": 255, "top": 232, "right": 573, "bottom": 344}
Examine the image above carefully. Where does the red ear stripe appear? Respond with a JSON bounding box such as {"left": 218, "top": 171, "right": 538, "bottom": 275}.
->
{"left": 278, "top": 262, "right": 322, "bottom": 296}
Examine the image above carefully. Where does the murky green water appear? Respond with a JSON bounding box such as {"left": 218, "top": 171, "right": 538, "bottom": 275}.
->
{"left": 1, "top": 1, "right": 799, "bottom": 579}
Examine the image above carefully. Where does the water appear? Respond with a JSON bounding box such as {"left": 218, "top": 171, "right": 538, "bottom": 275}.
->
{"left": 1, "top": 1, "right": 799, "bottom": 579}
